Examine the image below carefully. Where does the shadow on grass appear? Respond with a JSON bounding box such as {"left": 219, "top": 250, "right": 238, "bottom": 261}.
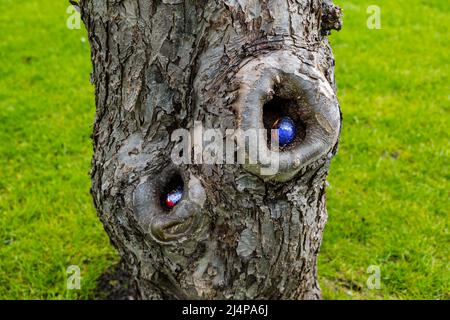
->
{"left": 93, "top": 260, "right": 137, "bottom": 300}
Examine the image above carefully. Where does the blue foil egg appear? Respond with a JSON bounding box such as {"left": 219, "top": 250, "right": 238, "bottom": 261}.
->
{"left": 165, "top": 186, "right": 183, "bottom": 208}
{"left": 272, "top": 116, "right": 296, "bottom": 146}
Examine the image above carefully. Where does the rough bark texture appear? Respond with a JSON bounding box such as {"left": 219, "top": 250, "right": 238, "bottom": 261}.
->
{"left": 79, "top": 0, "right": 343, "bottom": 299}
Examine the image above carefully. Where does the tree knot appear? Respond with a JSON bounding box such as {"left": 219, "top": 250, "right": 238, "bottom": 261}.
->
{"left": 321, "top": 1, "right": 343, "bottom": 36}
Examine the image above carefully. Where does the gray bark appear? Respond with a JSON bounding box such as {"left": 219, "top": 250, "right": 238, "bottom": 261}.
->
{"left": 79, "top": 0, "right": 343, "bottom": 299}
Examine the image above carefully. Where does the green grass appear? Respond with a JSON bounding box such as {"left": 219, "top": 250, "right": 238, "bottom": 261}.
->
{"left": 320, "top": 0, "right": 450, "bottom": 299}
{"left": 0, "top": 0, "right": 117, "bottom": 299}
{"left": 0, "top": 0, "right": 448, "bottom": 299}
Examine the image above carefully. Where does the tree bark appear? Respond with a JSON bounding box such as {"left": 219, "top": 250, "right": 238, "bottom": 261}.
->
{"left": 79, "top": 0, "right": 343, "bottom": 299}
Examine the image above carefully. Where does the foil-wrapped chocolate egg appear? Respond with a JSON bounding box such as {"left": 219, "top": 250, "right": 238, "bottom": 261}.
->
{"left": 165, "top": 186, "right": 183, "bottom": 208}
{"left": 272, "top": 116, "right": 296, "bottom": 146}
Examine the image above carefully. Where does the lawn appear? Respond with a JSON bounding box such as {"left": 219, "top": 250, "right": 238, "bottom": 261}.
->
{"left": 0, "top": 0, "right": 448, "bottom": 299}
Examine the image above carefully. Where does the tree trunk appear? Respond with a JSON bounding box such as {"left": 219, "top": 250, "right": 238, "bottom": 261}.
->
{"left": 79, "top": 0, "right": 343, "bottom": 299}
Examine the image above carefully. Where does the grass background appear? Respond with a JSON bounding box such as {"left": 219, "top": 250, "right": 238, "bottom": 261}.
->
{"left": 0, "top": 0, "right": 448, "bottom": 299}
